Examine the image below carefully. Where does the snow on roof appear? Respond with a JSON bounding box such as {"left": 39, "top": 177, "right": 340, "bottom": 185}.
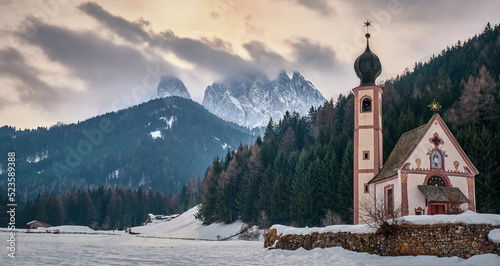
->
{"left": 272, "top": 211, "right": 500, "bottom": 236}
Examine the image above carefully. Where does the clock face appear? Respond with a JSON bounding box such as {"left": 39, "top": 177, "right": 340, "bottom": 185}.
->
{"left": 427, "top": 176, "right": 445, "bottom": 186}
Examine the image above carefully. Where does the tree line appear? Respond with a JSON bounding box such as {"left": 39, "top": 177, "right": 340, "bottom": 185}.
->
{"left": 0, "top": 183, "right": 200, "bottom": 230}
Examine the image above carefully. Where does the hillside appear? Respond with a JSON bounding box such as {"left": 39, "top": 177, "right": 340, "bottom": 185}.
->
{"left": 0, "top": 97, "right": 253, "bottom": 201}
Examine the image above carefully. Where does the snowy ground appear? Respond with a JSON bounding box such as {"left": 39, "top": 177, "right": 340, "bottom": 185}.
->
{"left": 1, "top": 207, "right": 499, "bottom": 265}
{"left": 2, "top": 233, "right": 500, "bottom": 265}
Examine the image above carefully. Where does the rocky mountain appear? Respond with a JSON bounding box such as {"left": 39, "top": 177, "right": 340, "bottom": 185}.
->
{"left": 202, "top": 71, "right": 326, "bottom": 128}
{"left": 157, "top": 76, "right": 191, "bottom": 100}
{"left": 0, "top": 97, "right": 253, "bottom": 201}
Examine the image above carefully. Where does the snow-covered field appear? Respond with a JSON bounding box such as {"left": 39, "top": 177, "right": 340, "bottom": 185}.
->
{"left": 2, "top": 207, "right": 499, "bottom": 265}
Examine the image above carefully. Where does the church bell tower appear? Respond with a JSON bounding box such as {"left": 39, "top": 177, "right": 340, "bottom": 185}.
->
{"left": 353, "top": 21, "right": 383, "bottom": 224}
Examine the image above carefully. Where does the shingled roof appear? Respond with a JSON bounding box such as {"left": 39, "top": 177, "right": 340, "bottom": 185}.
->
{"left": 368, "top": 114, "right": 438, "bottom": 184}
{"left": 417, "top": 185, "right": 470, "bottom": 203}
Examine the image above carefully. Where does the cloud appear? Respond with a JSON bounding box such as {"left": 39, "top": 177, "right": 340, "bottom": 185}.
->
{"left": 292, "top": 0, "right": 334, "bottom": 16}
{"left": 288, "top": 38, "right": 337, "bottom": 70}
{"left": 243, "top": 41, "right": 287, "bottom": 71}
{"left": 0, "top": 47, "right": 65, "bottom": 110}
{"left": 79, "top": 2, "right": 262, "bottom": 78}
{"left": 78, "top": 2, "right": 151, "bottom": 44}
{"left": 6, "top": 16, "right": 178, "bottom": 118}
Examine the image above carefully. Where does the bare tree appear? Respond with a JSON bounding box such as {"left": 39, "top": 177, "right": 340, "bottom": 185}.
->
{"left": 359, "top": 196, "right": 403, "bottom": 236}
{"left": 257, "top": 210, "right": 270, "bottom": 230}
{"left": 321, "top": 210, "right": 343, "bottom": 226}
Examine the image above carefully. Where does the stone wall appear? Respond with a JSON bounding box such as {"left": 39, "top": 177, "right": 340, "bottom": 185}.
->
{"left": 264, "top": 223, "right": 500, "bottom": 258}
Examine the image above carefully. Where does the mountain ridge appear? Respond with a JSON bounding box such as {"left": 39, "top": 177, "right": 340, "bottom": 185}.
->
{"left": 202, "top": 71, "right": 326, "bottom": 128}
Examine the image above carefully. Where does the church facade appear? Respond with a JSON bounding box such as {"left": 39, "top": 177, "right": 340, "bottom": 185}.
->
{"left": 352, "top": 23, "right": 478, "bottom": 224}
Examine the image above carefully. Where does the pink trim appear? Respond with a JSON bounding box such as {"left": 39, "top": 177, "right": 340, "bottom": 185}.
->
{"left": 429, "top": 148, "right": 445, "bottom": 170}
{"left": 373, "top": 175, "right": 398, "bottom": 185}
{"left": 363, "top": 151, "right": 370, "bottom": 160}
{"left": 467, "top": 178, "right": 476, "bottom": 211}
{"left": 360, "top": 96, "right": 373, "bottom": 113}
{"left": 384, "top": 184, "right": 395, "bottom": 215}
{"left": 401, "top": 177, "right": 408, "bottom": 216}
{"left": 429, "top": 132, "right": 444, "bottom": 147}
{"left": 415, "top": 207, "right": 425, "bottom": 215}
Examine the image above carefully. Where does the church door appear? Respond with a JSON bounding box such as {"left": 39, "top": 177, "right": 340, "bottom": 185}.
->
{"left": 429, "top": 204, "right": 446, "bottom": 215}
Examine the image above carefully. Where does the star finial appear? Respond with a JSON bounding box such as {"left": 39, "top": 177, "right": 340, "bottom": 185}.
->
{"left": 428, "top": 99, "right": 441, "bottom": 113}
{"left": 364, "top": 20, "right": 372, "bottom": 32}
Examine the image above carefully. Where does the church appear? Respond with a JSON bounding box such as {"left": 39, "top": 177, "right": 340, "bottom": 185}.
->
{"left": 352, "top": 22, "right": 478, "bottom": 225}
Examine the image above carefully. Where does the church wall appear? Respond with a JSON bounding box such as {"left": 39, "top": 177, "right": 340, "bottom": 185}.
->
{"left": 358, "top": 129, "right": 374, "bottom": 169}
{"left": 373, "top": 177, "right": 400, "bottom": 214}
{"left": 407, "top": 173, "right": 428, "bottom": 215}
{"left": 448, "top": 175, "right": 472, "bottom": 211}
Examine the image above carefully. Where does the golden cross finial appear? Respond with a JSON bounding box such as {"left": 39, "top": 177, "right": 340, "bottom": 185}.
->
{"left": 428, "top": 100, "right": 441, "bottom": 113}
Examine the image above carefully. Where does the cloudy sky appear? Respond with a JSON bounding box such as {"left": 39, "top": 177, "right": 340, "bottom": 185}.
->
{"left": 1, "top": 0, "right": 499, "bottom": 129}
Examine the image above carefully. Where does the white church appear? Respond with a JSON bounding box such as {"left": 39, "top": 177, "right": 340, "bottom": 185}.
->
{"left": 352, "top": 23, "right": 478, "bottom": 224}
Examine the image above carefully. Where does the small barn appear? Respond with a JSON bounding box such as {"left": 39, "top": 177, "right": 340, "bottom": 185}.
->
{"left": 27, "top": 220, "right": 51, "bottom": 229}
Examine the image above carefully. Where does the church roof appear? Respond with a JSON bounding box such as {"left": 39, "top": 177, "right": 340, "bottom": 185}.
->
{"left": 368, "top": 114, "right": 437, "bottom": 184}
{"left": 417, "top": 185, "right": 470, "bottom": 203}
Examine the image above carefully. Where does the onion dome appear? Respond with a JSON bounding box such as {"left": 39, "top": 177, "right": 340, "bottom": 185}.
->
{"left": 354, "top": 22, "right": 382, "bottom": 86}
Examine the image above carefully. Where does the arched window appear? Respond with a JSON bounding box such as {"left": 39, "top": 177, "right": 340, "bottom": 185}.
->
{"left": 361, "top": 98, "right": 371, "bottom": 112}
{"left": 427, "top": 176, "right": 446, "bottom": 186}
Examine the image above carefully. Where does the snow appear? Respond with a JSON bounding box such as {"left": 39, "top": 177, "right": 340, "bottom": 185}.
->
{"left": 26, "top": 151, "right": 49, "bottom": 163}
{"left": 132, "top": 206, "right": 244, "bottom": 240}
{"left": 160, "top": 116, "right": 176, "bottom": 129}
{"left": 28, "top": 225, "right": 96, "bottom": 234}
{"left": 403, "top": 211, "right": 500, "bottom": 226}
{"left": 149, "top": 130, "right": 162, "bottom": 139}
{"left": 272, "top": 224, "right": 376, "bottom": 236}
{"left": 489, "top": 229, "right": 500, "bottom": 243}
{"left": 106, "top": 169, "right": 120, "bottom": 180}
{"left": 214, "top": 136, "right": 229, "bottom": 150}
{"left": 1, "top": 208, "right": 499, "bottom": 264}
{"left": 273, "top": 211, "right": 500, "bottom": 236}
{"left": 2, "top": 233, "right": 499, "bottom": 265}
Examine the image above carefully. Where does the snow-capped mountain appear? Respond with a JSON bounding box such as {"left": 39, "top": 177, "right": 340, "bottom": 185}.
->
{"left": 202, "top": 71, "right": 326, "bottom": 128}
{"left": 157, "top": 76, "right": 191, "bottom": 100}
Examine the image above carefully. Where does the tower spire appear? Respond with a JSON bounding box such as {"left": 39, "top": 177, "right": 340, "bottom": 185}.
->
{"left": 354, "top": 21, "right": 381, "bottom": 86}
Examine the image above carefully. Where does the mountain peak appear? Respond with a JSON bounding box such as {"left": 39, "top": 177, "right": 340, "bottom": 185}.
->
{"left": 292, "top": 71, "right": 304, "bottom": 81}
{"left": 202, "top": 71, "right": 325, "bottom": 128}
{"left": 157, "top": 76, "right": 191, "bottom": 100}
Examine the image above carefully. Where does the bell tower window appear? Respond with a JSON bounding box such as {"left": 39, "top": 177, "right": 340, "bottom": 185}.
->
{"left": 362, "top": 98, "right": 372, "bottom": 112}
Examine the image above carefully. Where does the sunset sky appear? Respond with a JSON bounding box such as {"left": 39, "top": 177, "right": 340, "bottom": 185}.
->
{"left": 1, "top": 0, "right": 499, "bottom": 129}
